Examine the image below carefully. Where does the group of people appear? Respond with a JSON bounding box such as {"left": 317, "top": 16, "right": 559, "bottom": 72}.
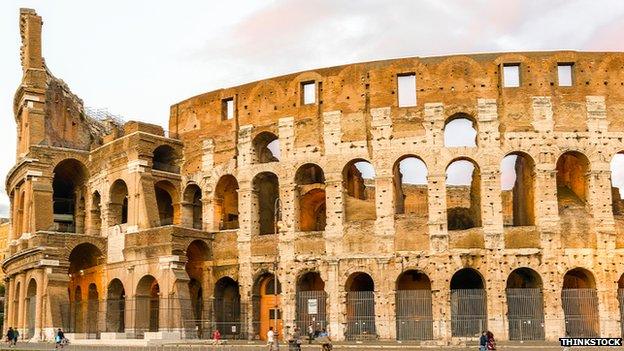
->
{"left": 479, "top": 330, "right": 497, "bottom": 350}
{"left": 265, "top": 325, "right": 332, "bottom": 351}
{"left": 4, "top": 327, "right": 19, "bottom": 347}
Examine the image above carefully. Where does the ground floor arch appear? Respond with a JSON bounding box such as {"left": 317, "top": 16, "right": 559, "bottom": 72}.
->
{"left": 450, "top": 268, "right": 487, "bottom": 337}
{"left": 253, "top": 273, "right": 282, "bottom": 341}
{"left": 561, "top": 268, "right": 599, "bottom": 337}
{"left": 25, "top": 278, "right": 37, "bottom": 339}
{"left": 395, "top": 270, "right": 433, "bottom": 340}
{"left": 619, "top": 274, "right": 624, "bottom": 337}
{"left": 506, "top": 268, "right": 545, "bottom": 340}
{"left": 214, "top": 277, "right": 242, "bottom": 338}
{"left": 345, "top": 272, "right": 376, "bottom": 340}
{"left": 106, "top": 279, "right": 125, "bottom": 333}
{"left": 295, "top": 271, "right": 327, "bottom": 333}
{"left": 135, "top": 275, "right": 160, "bottom": 337}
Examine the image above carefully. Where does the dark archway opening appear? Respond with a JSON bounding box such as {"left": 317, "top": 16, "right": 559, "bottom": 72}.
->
{"left": 296, "top": 272, "right": 327, "bottom": 333}
{"left": 562, "top": 268, "right": 599, "bottom": 337}
{"left": 506, "top": 268, "right": 545, "bottom": 340}
{"left": 395, "top": 270, "right": 433, "bottom": 340}
{"left": 345, "top": 272, "right": 376, "bottom": 340}
{"left": 450, "top": 268, "right": 487, "bottom": 337}
{"left": 106, "top": 279, "right": 125, "bottom": 333}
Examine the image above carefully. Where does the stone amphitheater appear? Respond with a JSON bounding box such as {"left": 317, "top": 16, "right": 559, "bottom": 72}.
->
{"left": 5, "top": 7, "right": 624, "bottom": 344}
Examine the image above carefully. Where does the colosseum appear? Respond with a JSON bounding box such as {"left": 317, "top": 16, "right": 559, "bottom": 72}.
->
{"left": 4, "top": 8, "right": 624, "bottom": 344}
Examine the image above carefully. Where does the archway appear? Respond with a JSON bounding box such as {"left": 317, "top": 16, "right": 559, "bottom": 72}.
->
{"left": 25, "top": 279, "right": 37, "bottom": 339}
{"left": 252, "top": 132, "right": 280, "bottom": 163}
{"left": 296, "top": 272, "right": 327, "bottom": 333}
{"left": 561, "top": 268, "right": 599, "bottom": 337}
{"left": 394, "top": 156, "right": 428, "bottom": 216}
{"left": 253, "top": 273, "right": 282, "bottom": 341}
{"left": 556, "top": 151, "right": 589, "bottom": 205}
{"left": 343, "top": 160, "right": 376, "bottom": 221}
{"left": 618, "top": 274, "right": 624, "bottom": 337}
{"left": 501, "top": 153, "right": 535, "bottom": 226}
{"left": 86, "top": 283, "right": 99, "bottom": 337}
{"left": 345, "top": 272, "right": 376, "bottom": 340}
{"left": 450, "top": 268, "right": 487, "bottom": 337}
{"left": 444, "top": 114, "right": 477, "bottom": 147}
{"left": 109, "top": 180, "right": 128, "bottom": 226}
{"left": 446, "top": 159, "right": 481, "bottom": 230}
{"left": 106, "top": 279, "right": 125, "bottom": 333}
{"left": 183, "top": 184, "right": 202, "bottom": 229}
{"left": 136, "top": 275, "right": 160, "bottom": 337}
{"left": 186, "top": 240, "right": 210, "bottom": 336}
{"left": 52, "top": 159, "right": 88, "bottom": 233}
{"left": 506, "top": 268, "right": 544, "bottom": 340}
{"left": 214, "top": 175, "right": 239, "bottom": 230}
{"left": 68, "top": 243, "right": 103, "bottom": 335}
{"left": 152, "top": 145, "right": 179, "bottom": 173}
{"left": 73, "top": 286, "right": 84, "bottom": 333}
{"left": 154, "top": 180, "right": 178, "bottom": 226}
{"left": 12, "top": 282, "right": 20, "bottom": 333}
{"left": 252, "top": 172, "right": 279, "bottom": 235}
{"left": 295, "top": 164, "right": 326, "bottom": 231}
{"left": 395, "top": 270, "right": 433, "bottom": 340}
{"left": 214, "top": 277, "right": 242, "bottom": 339}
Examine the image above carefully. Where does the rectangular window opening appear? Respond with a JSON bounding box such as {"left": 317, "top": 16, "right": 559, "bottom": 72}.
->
{"left": 558, "top": 63, "right": 573, "bottom": 87}
{"left": 503, "top": 64, "right": 520, "bottom": 88}
{"left": 397, "top": 73, "right": 417, "bottom": 107}
{"left": 222, "top": 98, "right": 234, "bottom": 120}
{"left": 302, "top": 81, "right": 316, "bottom": 105}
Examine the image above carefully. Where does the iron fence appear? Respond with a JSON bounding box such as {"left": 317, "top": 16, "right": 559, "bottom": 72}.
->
{"left": 345, "top": 291, "right": 376, "bottom": 341}
{"left": 506, "top": 288, "right": 545, "bottom": 340}
{"left": 450, "top": 289, "right": 487, "bottom": 337}
{"left": 561, "top": 288, "right": 600, "bottom": 337}
{"left": 295, "top": 291, "right": 327, "bottom": 334}
{"left": 395, "top": 290, "right": 433, "bottom": 340}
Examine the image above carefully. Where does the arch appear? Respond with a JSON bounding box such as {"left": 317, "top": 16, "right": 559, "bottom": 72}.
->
{"left": 345, "top": 272, "right": 376, "bottom": 340}
{"left": 295, "top": 272, "right": 327, "bottom": 332}
{"left": 450, "top": 268, "right": 487, "bottom": 337}
{"left": 506, "top": 268, "right": 545, "bottom": 340}
{"left": 253, "top": 132, "right": 280, "bottom": 163}
{"left": 154, "top": 180, "right": 178, "bottom": 226}
{"left": 90, "top": 191, "right": 102, "bottom": 234}
{"left": 25, "top": 278, "right": 37, "bottom": 339}
{"left": 618, "top": 273, "right": 624, "bottom": 337}
{"left": 73, "top": 285, "right": 84, "bottom": 333}
{"left": 52, "top": 158, "right": 89, "bottom": 233}
{"left": 106, "top": 278, "right": 125, "bottom": 333}
{"left": 252, "top": 172, "right": 279, "bottom": 235}
{"left": 501, "top": 152, "right": 536, "bottom": 226}
{"left": 152, "top": 144, "right": 180, "bottom": 173}
{"left": 296, "top": 163, "right": 326, "bottom": 231}
{"left": 561, "top": 268, "right": 599, "bottom": 337}
{"left": 68, "top": 243, "right": 103, "bottom": 274}
{"left": 444, "top": 113, "right": 477, "bottom": 147}
{"left": 12, "top": 282, "right": 21, "bottom": 332}
{"left": 86, "top": 283, "right": 99, "bottom": 336}
{"left": 610, "top": 152, "right": 624, "bottom": 218}
{"left": 214, "top": 175, "right": 239, "bottom": 230}
{"left": 343, "top": 159, "right": 376, "bottom": 221}
{"left": 393, "top": 155, "right": 428, "bottom": 215}
{"left": 136, "top": 275, "right": 160, "bottom": 336}
{"left": 556, "top": 151, "right": 590, "bottom": 203}
{"left": 109, "top": 179, "right": 128, "bottom": 226}
{"left": 446, "top": 158, "right": 481, "bottom": 230}
{"left": 395, "top": 270, "right": 433, "bottom": 340}
{"left": 188, "top": 278, "right": 203, "bottom": 336}
{"left": 182, "top": 184, "right": 202, "bottom": 229}
{"left": 253, "top": 273, "right": 282, "bottom": 341}
{"left": 214, "top": 277, "right": 242, "bottom": 338}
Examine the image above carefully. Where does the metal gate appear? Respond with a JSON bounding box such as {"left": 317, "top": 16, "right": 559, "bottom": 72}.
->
{"left": 296, "top": 291, "right": 327, "bottom": 333}
{"left": 451, "top": 289, "right": 487, "bottom": 337}
{"left": 561, "top": 288, "right": 600, "bottom": 337}
{"left": 506, "top": 288, "right": 545, "bottom": 340}
{"left": 213, "top": 298, "right": 244, "bottom": 339}
{"left": 26, "top": 297, "right": 36, "bottom": 339}
{"left": 395, "top": 290, "right": 433, "bottom": 340}
{"left": 106, "top": 298, "right": 125, "bottom": 332}
{"left": 619, "top": 289, "right": 624, "bottom": 337}
{"left": 346, "top": 291, "right": 376, "bottom": 340}
{"left": 134, "top": 297, "right": 160, "bottom": 337}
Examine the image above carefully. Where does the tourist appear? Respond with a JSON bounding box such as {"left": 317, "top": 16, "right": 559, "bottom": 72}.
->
{"left": 55, "top": 328, "right": 65, "bottom": 349}
{"left": 292, "top": 327, "right": 302, "bottom": 351}
{"left": 479, "top": 330, "right": 487, "bottom": 351}
{"left": 267, "top": 326, "right": 276, "bottom": 351}
{"left": 211, "top": 329, "right": 221, "bottom": 344}
{"left": 307, "top": 323, "right": 314, "bottom": 344}
{"left": 317, "top": 328, "right": 332, "bottom": 351}
{"left": 486, "top": 330, "right": 496, "bottom": 350}
{"left": 11, "top": 328, "right": 18, "bottom": 347}
{"left": 6, "top": 327, "right": 13, "bottom": 347}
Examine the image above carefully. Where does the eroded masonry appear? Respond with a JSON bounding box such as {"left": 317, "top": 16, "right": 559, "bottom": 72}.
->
{"left": 6, "top": 8, "right": 624, "bottom": 343}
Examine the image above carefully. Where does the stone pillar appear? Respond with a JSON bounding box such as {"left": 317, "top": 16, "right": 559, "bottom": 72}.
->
{"left": 427, "top": 173, "right": 448, "bottom": 252}
{"left": 542, "top": 275, "right": 564, "bottom": 341}
{"left": 486, "top": 261, "right": 506, "bottom": 340}
{"left": 423, "top": 103, "right": 445, "bottom": 147}
{"left": 324, "top": 174, "right": 344, "bottom": 256}
{"left": 323, "top": 111, "right": 342, "bottom": 155}
{"left": 534, "top": 166, "right": 560, "bottom": 251}
{"left": 280, "top": 272, "right": 296, "bottom": 335}
{"left": 374, "top": 175, "right": 395, "bottom": 253}
{"left": 278, "top": 117, "right": 294, "bottom": 162}
{"left": 236, "top": 179, "right": 254, "bottom": 339}
{"left": 481, "top": 168, "right": 504, "bottom": 249}
{"left": 374, "top": 260, "right": 393, "bottom": 340}
{"left": 431, "top": 276, "right": 451, "bottom": 340}
{"left": 237, "top": 125, "right": 253, "bottom": 167}
{"left": 598, "top": 281, "right": 620, "bottom": 337}
{"left": 326, "top": 261, "right": 344, "bottom": 340}
{"left": 587, "top": 167, "right": 616, "bottom": 250}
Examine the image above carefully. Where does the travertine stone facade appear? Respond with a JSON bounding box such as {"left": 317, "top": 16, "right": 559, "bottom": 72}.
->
{"left": 4, "top": 8, "right": 624, "bottom": 343}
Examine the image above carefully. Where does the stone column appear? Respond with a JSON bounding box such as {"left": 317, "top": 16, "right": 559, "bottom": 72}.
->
{"left": 481, "top": 168, "right": 504, "bottom": 249}
{"left": 534, "top": 166, "right": 560, "bottom": 252}
{"left": 326, "top": 261, "right": 344, "bottom": 340}
{"left": 374, "top": 175, "right": 395, "bottom": 253}
{"left": 324, "top": 174, "right": 344, "bottom": 256}
{"left": 427, "top": 173, "right": 448, "bottom": 252}
{"left": 542, "top": 274, "right": 564, "bottom": 341}
{"left": 236, "top": 179, "right": 254, "bottom": 339}
{"left": 431, "top": 275, "right": 451, "bottom": 340}
{"left": 374, "top": 260, "right": 393, "bottom": 340}
{"left": 587, "top": 167, "right": 616, "bottom": 250}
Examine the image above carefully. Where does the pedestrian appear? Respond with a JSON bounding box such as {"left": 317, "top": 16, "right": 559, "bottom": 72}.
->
{"left": 318, "top": 328, "right": 332, "bottom": 351}
{"left": 211, "top": 329, "right": 221, "bottom": 345}
{"left": 55, "top": 328, "right": 65, "bottom": 349}
{"left": 6, "top": 327, "right": 13, "bottom": 347}
{"left": 12, "top": 328, "right": 18, "bottom": 347}
{"left": 486, "top": 330, "right": 496, "bottom": 350}
{"left": 293, "top": 327, "right": 302, "bottom": 351}
{"left": 479, "top": 330, "right": 487, "bottom": 351}
{"left": 267, "top": 326, "right": 276, "bottom": 351}
{"left": 307, "top": 323, "right": 314, "bottom": 344}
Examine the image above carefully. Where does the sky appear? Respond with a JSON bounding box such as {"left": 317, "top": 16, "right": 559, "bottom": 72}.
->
{"left": 1, "top": 0, "right": 624, "bottom": 217}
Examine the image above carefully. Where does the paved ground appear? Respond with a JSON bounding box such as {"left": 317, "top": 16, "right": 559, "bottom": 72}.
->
{"left": 0, "top": 341, "right": 622, "bottom": 351}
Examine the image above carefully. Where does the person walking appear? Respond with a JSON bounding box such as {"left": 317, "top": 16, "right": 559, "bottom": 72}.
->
{"left": 6, "top": 327, "right": 13, "bottom": 347}
{"left": 55, "top": 328, "right": 65, "bottom": 349}
{"left": 11, "top": 328, "right": 18, "bottom": 347}
{"left": 211, "top": 329, "right": 222, "bottom": 345}
{"left": 486, "top": 330, "right": 497, "bottom": 350}
{"left": 267, "top": 326, "right": 277, "bottom": 351}
{"left": 307, "top": 323, "right": 314, "bottom": 344}
{"left": 479, "top": 330, "right": 487, "bottom": 351}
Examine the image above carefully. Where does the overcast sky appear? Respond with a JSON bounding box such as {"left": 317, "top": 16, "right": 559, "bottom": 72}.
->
{"left": 1, "top": 0, "right": 624, "bottom": 217}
